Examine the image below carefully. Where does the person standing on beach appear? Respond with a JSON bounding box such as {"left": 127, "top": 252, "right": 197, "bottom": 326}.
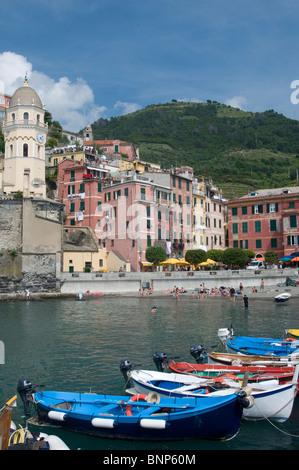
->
{"left": 260, "top": 279, "right": 264, "bottom": 292}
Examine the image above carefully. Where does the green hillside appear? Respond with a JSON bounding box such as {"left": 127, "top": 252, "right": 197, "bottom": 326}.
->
{"left": 90, "top": 101, "right": 299, "bottom": 198}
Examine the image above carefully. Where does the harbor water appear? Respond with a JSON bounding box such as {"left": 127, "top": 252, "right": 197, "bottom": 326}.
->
{"left": 1, "top": 293, "right": 299, "bottom": 451}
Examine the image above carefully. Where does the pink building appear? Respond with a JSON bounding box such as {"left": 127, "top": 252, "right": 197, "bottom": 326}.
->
{"left": 58, "top": 159, "right": 195, "bottom": 270}
{"left": 227, "top": 187, "right": 299, "bottom": 259}
{"left": 58, "top": 158, "right": 108, "bottom": 229}
{"left": 83, "top": 139, "right": 137, "bottom": 159}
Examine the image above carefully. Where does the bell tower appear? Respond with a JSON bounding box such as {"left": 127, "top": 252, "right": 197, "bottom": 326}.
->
{"left": 2, "top": 77, "right": 47, "bottom": 198}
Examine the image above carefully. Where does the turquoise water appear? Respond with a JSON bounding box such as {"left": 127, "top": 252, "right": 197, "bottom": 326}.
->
{"left": 0, "top": 294, "right": 298, "bottom": 451}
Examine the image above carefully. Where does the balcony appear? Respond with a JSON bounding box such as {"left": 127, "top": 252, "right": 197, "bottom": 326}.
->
{"left": 3, "top": 119, "right": 48, "bottom": 129}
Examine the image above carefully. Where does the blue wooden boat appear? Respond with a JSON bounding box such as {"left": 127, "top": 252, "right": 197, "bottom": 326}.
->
{"left": 32, "top": 389, "right": 246, "bottom": 441}
{"left": 226, "top": 335, "right": 299, "bottom": 357}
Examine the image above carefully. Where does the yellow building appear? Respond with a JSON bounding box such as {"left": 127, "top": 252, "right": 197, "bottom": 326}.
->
{"left": 192, "top": 178, "right": 207, "bottom": 251}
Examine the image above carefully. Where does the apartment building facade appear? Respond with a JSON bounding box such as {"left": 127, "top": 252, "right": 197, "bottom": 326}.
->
{"left": 227, "top": 186, "right": 299, "bottom": 258}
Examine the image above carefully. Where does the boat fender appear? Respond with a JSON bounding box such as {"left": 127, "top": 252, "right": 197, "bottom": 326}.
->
{"left": 284, "top": 338, "right": 295, "bottom": 343}
{"left": 140, "top": 419, "right": 168, "bottom": 430}
{"left": 46, "top": 435, "right": 70, "bottom": 450}
{"left": 129, "top": 394, "right": 148, "bottom": 402}
{"left": 239, "top": 395, "right": 255, "bottom": 409}
{"left": 91, "top": 418, "right": 116, "bottom": 429}
{"left": 48, "top": 410, "right": 67, "bottom": 421}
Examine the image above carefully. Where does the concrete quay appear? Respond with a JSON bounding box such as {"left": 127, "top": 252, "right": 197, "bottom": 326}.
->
{"left": 60, "top": 267, "right": 299, "bottom": 297}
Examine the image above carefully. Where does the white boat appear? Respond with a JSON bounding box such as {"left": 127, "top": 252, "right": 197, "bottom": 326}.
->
{"left": 127, "top": 366, "right": 299, "bottom": 422}
{"left": 275, "top": 292, "right": 291, "bottom": 303}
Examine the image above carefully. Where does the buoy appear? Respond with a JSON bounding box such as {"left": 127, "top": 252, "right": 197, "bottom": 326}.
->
{"left": 129, "top": 394, "right": 147, "bottom": 402}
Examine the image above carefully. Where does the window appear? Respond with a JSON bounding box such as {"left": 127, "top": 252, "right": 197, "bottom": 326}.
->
{"left": 79, "top": 183, "right": 85, "bottom": 193}
{"left": 147, "top": 235, "right": 151, "bottom": 247}
{"left": 146, "top": 206, "right": 150, "bottom": 217}
{"left": 70, "top": 203, "right": 75, "bottom": 212}
{"left": 270, "top": 220, "right": 277, "bottom": 231}
{"left": 233, "top": 240, "right": 238, "bottom": 248}
{"left": 141, "top": 188, "right": 146, "bottom": 200}
{"left": 242, "top": 206, "right": 247, "bottom": 215}
{"left": 80, "top": 201, "right": 85, "bottom": 211}
{"left": 253, "top": 204, "right": 263, "bottom": 214}
{"left": 271, "top": 238, "right": 277, "bottom": 248}
{"left": 232, "top": 223, "right": 238, "bottom": 234}
{"left": 23, "top": 112, "right": 29, "bottom": 123}
{"left": 98, "top": 183, "right": 102, "bottom": 192}
{"left": 232, "top": 207, "right": 238, "bottom": 216}
{"left": 23, "top": 143, "right": 28, "bottom": 157}
{"left": 287, "top": 235, "right": 299, "bottom": 245}
{"left": 242, "top": 222, "right": 248, "bottom": 233}
{"left": 125, "top": 187, "right": 129, "bottom": 197}
{"left": 255, "top": 221, "right": 261, "bottom": 232}
{"left": 290, "top": 215, "right": 297, "bottom": 228}
{"left": 70, "top": 170, "right": 75, "bottom": 180}
{"left": 267, "top": 203, "right": 278, "bottom": 213}
{"left": 256, "top": 239, "right": 262, "bottom": 249}
{"left": 289, "top": 201, "right": 295, "bottom": 209}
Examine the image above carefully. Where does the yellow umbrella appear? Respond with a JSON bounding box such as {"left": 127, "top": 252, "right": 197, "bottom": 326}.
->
{"left": 159, "top": 258, "right": 181, "bottom": 265}
{"left": 176, "top": 258, "right": 190, "bottom": 266}
{"left": 198, "top": 261, "right": 209, "bottom": 266}
{"left": 206, "top": 258, "right": 217, "bottom": 264}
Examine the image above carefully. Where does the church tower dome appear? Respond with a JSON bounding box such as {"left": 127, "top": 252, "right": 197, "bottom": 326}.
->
{"left": 2, "top": 78, "right": 47, "bottom": 198}
{"left": 10, "top": 77, "right": 44, "bottom": 108}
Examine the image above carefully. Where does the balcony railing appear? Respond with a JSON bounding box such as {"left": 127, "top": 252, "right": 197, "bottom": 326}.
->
{"left": 3, "top": 119, "right": 48, "bottom": 128}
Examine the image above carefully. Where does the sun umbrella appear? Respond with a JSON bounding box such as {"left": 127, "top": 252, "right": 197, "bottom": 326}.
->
{"left": 159, "top": 258, "right": 181, "bottom": 265}
{"left": 198, "top": 261, "right": 209, "bottom": 266}
{"left": 291, "top": 252, "right": 299, "bottom": 257}
{"left": 278, "top": 256, "right": 292, "bottom": 262}
{"left": 176, "top": 258, "right": 190, "bottom": 266}
{"left": 291, "top": 257, "right": 299, "bottom": 262}
{"left": 206, "top": 258, "right": 217, "bottom": 264}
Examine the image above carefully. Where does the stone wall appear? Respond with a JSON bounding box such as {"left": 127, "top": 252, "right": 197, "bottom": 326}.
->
{"left": 0, "top": 198, "right": 63, "bottom": 293}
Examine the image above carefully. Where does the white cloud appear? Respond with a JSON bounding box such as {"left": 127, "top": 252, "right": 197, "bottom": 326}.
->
{"left": 114, "top": 101, "right": 141, "bottom": 115}
{"left": 225, "top": 95, "right": 248, "bottom": 110}
{"left": 0, "top": 51, "right": 106, "bottom": 131}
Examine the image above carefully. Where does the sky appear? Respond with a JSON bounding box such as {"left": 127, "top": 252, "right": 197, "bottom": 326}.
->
{"left": 1, "top": 0, "right": 299, "bottom": 132}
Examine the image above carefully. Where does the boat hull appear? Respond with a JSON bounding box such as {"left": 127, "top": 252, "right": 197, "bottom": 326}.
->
{"left": 169, "top": 361, "right": 295, "bottom": 385}
{"left": 34, "top": 390, "right": 243, "bottom": 441}
{"left": 129, "top": 368, "right": 299, "bottom": 422}
{"left": 208, "top": 351, "right": 299, "bottom": 367}
{"left": 226, "top": 335, "right": 299, "bottom": 357}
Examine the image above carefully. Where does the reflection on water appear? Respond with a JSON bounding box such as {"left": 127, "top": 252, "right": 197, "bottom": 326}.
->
{"left": 0, "top": 294, "right": 298, "bottom": 450}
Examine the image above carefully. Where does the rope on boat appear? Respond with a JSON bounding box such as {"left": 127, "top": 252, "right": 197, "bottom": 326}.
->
{"left": 243, "top": 386, "right": 299, "bottom": 437}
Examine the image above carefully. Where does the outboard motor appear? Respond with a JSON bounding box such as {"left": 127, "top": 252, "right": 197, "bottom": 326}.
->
{"left": 153, "top": 352, "right": 169, "bottom": 372}
{"left": 120, "top": 359, "right": 134, "bottom": 382}
{"left": 17, "top": 378, "right": 35, "bottom": 415}
{"left": 190, "top": 345, "right": 207, "bottom": 363}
